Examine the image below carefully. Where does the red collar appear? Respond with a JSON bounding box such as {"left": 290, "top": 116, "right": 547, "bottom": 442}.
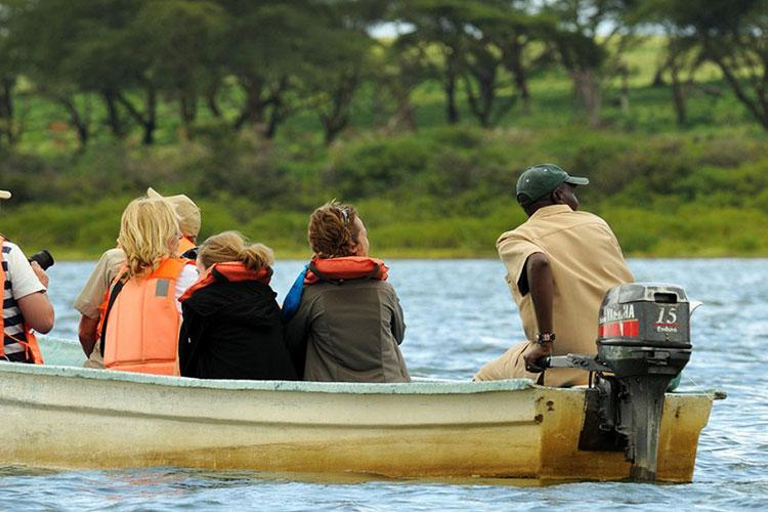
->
{"left": 305, "top": 256, "right": 388, "bottom": 285}
{"left": 180, "top": 262, "right": 272, "bottom": 301}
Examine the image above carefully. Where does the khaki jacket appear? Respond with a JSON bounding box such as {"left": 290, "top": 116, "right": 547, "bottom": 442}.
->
{"left": 476, "top": 205, "right": 634, "bottom": 386}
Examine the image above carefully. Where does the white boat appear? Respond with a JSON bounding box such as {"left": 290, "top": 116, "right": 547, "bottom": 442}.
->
{"left": 0, "top": 337, "right": 715, "bottom": 483}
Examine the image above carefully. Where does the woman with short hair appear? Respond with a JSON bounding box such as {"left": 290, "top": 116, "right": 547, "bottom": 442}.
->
{"left": 178, "top": 231, "right": 296, "bottom": 380}
{"left": 284, "top": 201, "right": 410, "bottom": 383}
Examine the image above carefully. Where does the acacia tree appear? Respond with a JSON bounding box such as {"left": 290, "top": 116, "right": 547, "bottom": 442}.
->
{"left": 9, "top": 0, "right": 165, "bottom": 144}
{"left": 461, "top": 1, "right": 544, "bottom": 127}
{"left": 482, "top": 0, "right": 548, "bottom": 110}
{"left": 462, "top": 35, "right": 516, "bottom": 127}
{"left": 391, "top": 0, "right": 481, "bottom": 124}
{"left": 133, "top": 1, "right": 226, "bottom": 137}
{"left": 374, "top": 41, "right": 432, "bottom": 132}
{"left": 542, "top": 0, "right": 641, "bottom": 127}
{"left": 0, "top": 1, "right": 23, "bottom": 146}
{"left": 4, "top": 0, "right": 99, "bottom": 147}
{"left": 657, "top": 0, "right": 768, "bottom": 130}
{"left": 660, "top": 33, "right": 705, "bottom": 126}
{"left": 303, "top": 1, "right": 384, "bottom": 145}
{"left": 0, "top": 33, "right": 17, "bottom": 147}
{"left": 213, "top": 1, "right": 320, "bottom": 138}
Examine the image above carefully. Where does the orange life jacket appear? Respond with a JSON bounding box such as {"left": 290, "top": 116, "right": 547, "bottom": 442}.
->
{"left": 0, "top": 236, "right": 44, "bottom": 364}
{"left": 101, "top": 257, "right": 189, "bottom": 375}
{"left": 180, "top": 261, "right": 272, "bottom": 302}
{"left": 94, "top": 244, "right": 194, "bottom": 338}
{"left": 304, "top": 256, "right": 389, "bottom": 285}
{"left": 178, "top": 236, "right": 196, "bottom": 256}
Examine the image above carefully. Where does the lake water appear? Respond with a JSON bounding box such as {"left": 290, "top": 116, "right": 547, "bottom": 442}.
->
{"left": 1, "top": 259, "right": 765, "bottom": 511}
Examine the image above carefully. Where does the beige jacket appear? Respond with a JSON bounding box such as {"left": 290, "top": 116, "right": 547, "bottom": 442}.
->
{"left": 476, "top": 205, "right": 634, "bottom": 386}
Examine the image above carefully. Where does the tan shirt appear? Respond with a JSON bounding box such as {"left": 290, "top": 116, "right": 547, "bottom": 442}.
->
{"left": 73, "top": 248, "right": 125, "bottom": 368}
{"left": 73, "top": 248, "right": 126, "bottom": 320}
{"left": 480, "top": 205, "right": 633, "bottom": 386}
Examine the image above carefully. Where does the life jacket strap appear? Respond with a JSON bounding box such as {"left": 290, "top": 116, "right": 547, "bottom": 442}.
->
{"left": 99, "top": 275, "right": 128, "bottom": 358}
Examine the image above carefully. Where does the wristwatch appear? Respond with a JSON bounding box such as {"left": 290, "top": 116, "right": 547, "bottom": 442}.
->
{"left": 536, "top": 332, "right": 556, "bottom": 345}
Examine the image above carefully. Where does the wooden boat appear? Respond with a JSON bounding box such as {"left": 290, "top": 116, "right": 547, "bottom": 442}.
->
{"left": 0, "top": 337, "right": 714, "bottom": 483}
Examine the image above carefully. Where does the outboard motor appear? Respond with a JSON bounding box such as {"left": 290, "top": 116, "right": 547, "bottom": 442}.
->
{"left": 547, "top": 283, "right": 693, "bottom": 481}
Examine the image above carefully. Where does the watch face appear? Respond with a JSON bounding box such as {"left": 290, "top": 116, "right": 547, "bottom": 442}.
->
{"left": 537, "top": 333, "right": 555, "bottom": 343}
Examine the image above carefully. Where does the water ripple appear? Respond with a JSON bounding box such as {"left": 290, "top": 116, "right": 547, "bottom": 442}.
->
{"left": 1, "top": 259, "right": 765, "bottom": 510}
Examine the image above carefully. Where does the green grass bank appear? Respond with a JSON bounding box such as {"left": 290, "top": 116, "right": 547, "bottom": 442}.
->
{"left": 3, "top": 39, "right": 768, "bottom": 259}
{"left": 3, "top": 122, "right": 768, "bottom": 260}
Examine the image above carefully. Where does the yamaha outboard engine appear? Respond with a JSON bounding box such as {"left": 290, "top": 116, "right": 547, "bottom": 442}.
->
{"left": 547, "top": 283, "right": 693, "bottom": 481}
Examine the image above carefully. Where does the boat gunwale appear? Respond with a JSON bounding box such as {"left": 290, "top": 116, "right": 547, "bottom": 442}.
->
{"left": 0, "top": 361, "right": 540, "bottom": 395}
{"left": 0, "top": 362, "right": 718, "bottom": 399}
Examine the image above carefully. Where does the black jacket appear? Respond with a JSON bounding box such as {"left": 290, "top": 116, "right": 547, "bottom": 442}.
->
{"left": 179, "top": 278, "right": 297, "bottom": 380}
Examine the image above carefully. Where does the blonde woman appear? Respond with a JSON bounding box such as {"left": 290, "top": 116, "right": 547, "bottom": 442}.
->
{"left": 99, "top": 197, "right": 198, "bottom": 375}
{"left": 178, "top": 231, "right": 296, "bottom": 380}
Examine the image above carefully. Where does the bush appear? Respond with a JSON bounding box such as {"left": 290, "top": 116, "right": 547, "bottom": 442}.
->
{"left": 326, "top": 135, "right": 434, "bottom": 198}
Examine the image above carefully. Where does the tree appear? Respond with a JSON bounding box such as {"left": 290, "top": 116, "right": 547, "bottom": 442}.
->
{"left": 214, "top": 1, "right": 321, "bottom": 138}
{"left": 658, "top": 0, "right": 768, "bottom": 130}
{"left": 0, "top": 1, "right": 23, "bottom": 146}
{"left": 374, "top": 41, "right": 431, "bottom": 132}
{"left": 462, "top": 35, "right": 516, "bottom": 127}
{"left": 8, "top": 0, "right": 161, "bottom": 144}
{"left": 390, "top": 0, "right": 479, "bottom": 124}
{"left": 304, "top": 1, "right": 381, "bottom": 144}
{"left": 461, "top": 1, "right": 545, "bottom": 126}
{"left": 482, "top": 1, "right": 550, "bottom": 111}
{"left": 133, "top": 1, "right": 227, "bottom": 137}
{"left": 542, "top": 0, "right": 641, "bottom": 127}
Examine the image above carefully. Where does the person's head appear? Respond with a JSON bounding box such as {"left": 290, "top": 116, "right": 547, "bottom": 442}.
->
{"left": 308, "top": 201, "right": 369, "bottom": 259}
{"left": 118, "top": 197, "right": 181, "bottom": 277}
{"left": 515, "top": 163, "right": 589, "bottom": 216}
{"left": 197, "top": 231, "right": 274, "bottom": 274}
{"left": 146, "top": 187, "right": 201, "bottom": 241}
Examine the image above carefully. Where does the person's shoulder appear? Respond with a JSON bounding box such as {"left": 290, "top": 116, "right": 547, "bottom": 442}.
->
{"left": 98, "top": 247, "right": 126, "bottom": 268}
{"left": 496, "top": 224, "right": 535, "bottom": 250}
{"left": 375, "top": 279, "right": 397, "bottom": 295}
{"left": 570, "top": 210, "right": 614, "bottom": 230}
{"left": 1, "top": 240, "right": 21, "bottom": 253}
{"left": 103, "top": 247, "right": 125, "bottom": 260}
{"left": 572, "top": 209, "right": 606, "bottom": 221}
{"left": 1, "top": 241, "right": 28, "bottom": 264}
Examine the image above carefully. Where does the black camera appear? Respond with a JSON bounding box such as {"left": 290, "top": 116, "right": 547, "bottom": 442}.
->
{"left": 28, "top": 249, "right": 55, "bottom": 271}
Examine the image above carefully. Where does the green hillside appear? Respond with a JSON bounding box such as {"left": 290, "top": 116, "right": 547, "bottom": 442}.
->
{"left": 2, "top": 38, "right": 768, "bottom": 260}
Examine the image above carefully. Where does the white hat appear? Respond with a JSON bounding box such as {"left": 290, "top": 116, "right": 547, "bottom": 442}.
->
{"left": 0, "top": 190, "right": 11, "bottom": 200}
{"left": 146, "top": 187, "right": 201, "bottom": 237}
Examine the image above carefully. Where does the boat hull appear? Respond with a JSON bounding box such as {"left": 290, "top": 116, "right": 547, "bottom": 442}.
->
{"left": 0, "top": 363, "right": 712, "bottom": 482}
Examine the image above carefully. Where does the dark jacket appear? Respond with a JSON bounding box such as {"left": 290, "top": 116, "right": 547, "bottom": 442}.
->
{"left": 284, "top": 278, "right": 409, "bottom": 383}
{"left": 179, "top": 279, "right": 297, "bottom": 380}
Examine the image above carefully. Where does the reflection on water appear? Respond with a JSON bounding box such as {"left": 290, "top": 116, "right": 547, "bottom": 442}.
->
{"left": 1, "top": 259, "right": 765, "bottom": 511}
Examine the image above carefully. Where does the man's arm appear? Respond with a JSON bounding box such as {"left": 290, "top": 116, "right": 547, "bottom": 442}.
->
{"left": 78, "top": 315, "right": 99, "bottom": 356}
{"left": 15, "top": 261, "right": 54, "bottom": 334}
{"left": 73, "top": 248, "right": 125, "bottom": 356}
{"left": 523, "top": 252, "right": 555, "bottom": 372}
{"left": 17, "top": 292, "right": 54, "bottom": 334}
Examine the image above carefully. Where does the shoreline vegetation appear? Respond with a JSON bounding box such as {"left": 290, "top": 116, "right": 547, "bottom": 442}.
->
{"left": 4, "top": 111, "right": 768, "bottom": 259}
{"left": 3, "top": 22, "right": 768, "bottom": 259}
{"left": 4, "top": 122, "right": 768, "bottom": 260}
